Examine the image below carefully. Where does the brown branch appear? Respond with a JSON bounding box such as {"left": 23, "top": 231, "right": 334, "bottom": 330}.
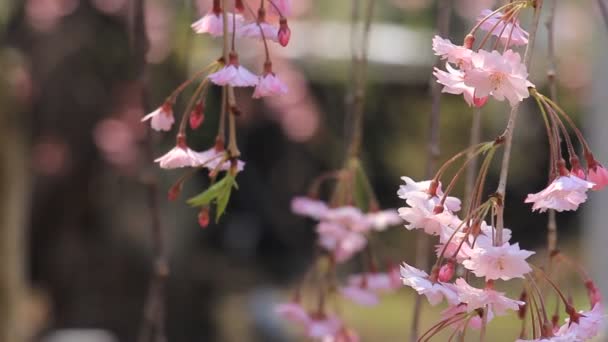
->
{"left": 410, "top": 1, "right": 451, "bottom": 341}
{"left": 346, "top": 0, "right": 376, "bottom": 160}
{"left": 132, "top": 0, "right": 169, "bottom": 341}
{"left": 545, "top": 0, "right": 558, "bottom": 256}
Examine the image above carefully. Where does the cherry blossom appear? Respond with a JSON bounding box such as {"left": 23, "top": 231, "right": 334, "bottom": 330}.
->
{"left": 253, "top": 73, "right": 288, "bottom": 98}
{"left": 454, "top": 278, "right": 524, "bottom": 316}
{"left": 365, "top": 210, "right": 402, "bottom": 231}
{"left": 291, "top": 197, "right": 329, "bottom": 220}
{"left": 278, "top": 18, "right": 291, "bottom": 47}
{"left": 322, "top": 206, "right": 369, "bottom": 233}
{"left": 432, "top": 36, "right": 474, "bottom": 69}
{"left": 434, "top": 64, "right": 489, "bottom": 107}
{"left": 208, "top": 54, "right": 259, "bottom": 87}
{"left": 307, "top": 314, "right": 342, "bottom": 339}
{"left": 275, "top": 302, "right": 310, "bottom": 325}
{"left": 462, "top": 242, "right": 534, "bottom": 280}
{"left": 316, "top": 222, "right": 367, "bottom": 263}
{"left": 239, "top": 21, "right": 279, "bottom": 41}
{"left": 477, "top": 9, "right": 529, "bottom": 47}
{"left": 588, "top": 162, "right": 608, "bottom": 191}
{"left": 397, "top": 177, "right": 462, "bottom": 212}
{"left": 464, "top": 49, "right": 533, "bottom": 106}
{"left": 191, "top": 147, "right": 245, "bottom": 172}
{"left": 155, "top": 144, "right": 201, "bottom": 169}
{"left": 399, "top": 197, "right": 460, "bottom": 236}
{"left": 400, "top": 263, "right": 458, "bottom": 306}
{"left": 525, "top": 175, "right": 594, "bottom": 212}
{"left": 141, "top": 104, "right": 174, "bottom": 131}
{"left": 321, "top": 328, "right": 359, "bottom": 342}
{"left": 340, "top": 284, "right": 379, "bottom": 306}
{"left": 557, "top": 304, "right": 605, "bottom": 341}
{"left": 191, "top": 12, "right": 244, "bottom": 37}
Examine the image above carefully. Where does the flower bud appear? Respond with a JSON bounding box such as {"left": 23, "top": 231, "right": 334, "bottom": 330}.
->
{"left": 198, "top": 207, "right": 210, "bottom": 228}
{"left": 438, "top": 261, "right": 455, "bottom": 282}
{"left": 464, "top": 34, "right": 475, "bottom": 49}
{"left": 189, "top": 100, "right": 205, "bottom": 129}
{"left": 168, "top": 182, "right": 182, "bottom": 201}
{"left": 278, "top": 18, "right": 291, "bottom": 47}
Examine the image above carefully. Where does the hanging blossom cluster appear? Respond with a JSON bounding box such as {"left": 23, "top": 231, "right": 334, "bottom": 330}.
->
{"left": 142, "top": 0, "right": 292, "bottom": 225}
{"left": 275, "top": 164, "right": 404, "bottom": 340}
{"left": 397, "top": 3, "right": 607, "bottom": 341}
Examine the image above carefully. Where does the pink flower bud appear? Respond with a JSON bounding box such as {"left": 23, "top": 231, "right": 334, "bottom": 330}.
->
{"left": 463, "top": 34, "right": 475, "bottom": 49}
{"left": 585, "top": 280, "right": 603, "bottom": 307}
{"left": 438, "top": 261, "right": 455, "bottom": 282}
{"left": 235, "top": 0, "right": 244, "bottom": 12}
{"left": 473, "top": 95, "right": 488, "bottom": 108}
{"left": 198, "top": 207, "right": 210, "bottom": 228}
{"left": 168, "top": 183, "right": 182, "bottom": 201}
{"left": 278, "top": 18, "right": 291, "bottom": 47}
{"left": 189, "top": 101, "right": 205, "bottom": 129}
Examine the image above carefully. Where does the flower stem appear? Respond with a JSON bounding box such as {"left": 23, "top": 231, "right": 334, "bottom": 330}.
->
{"left": 495, "top": 1, "right": 544, "bottom": 246}
{"left": 411, "top": 1, "right": 451, "bottom": 340}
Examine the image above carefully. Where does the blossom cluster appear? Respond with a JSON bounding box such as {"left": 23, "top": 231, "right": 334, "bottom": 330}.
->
{"left": 274, "top": 197, "right": 403, "bottom": 340}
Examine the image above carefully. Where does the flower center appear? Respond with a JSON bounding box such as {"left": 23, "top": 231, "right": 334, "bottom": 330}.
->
{"left": 489, "top": 72, "right": 507, "bottom": 90}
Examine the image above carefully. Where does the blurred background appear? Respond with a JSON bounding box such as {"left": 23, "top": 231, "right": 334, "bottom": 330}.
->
{"left": 0, "top": 0, "right": 607, "bottom": 341}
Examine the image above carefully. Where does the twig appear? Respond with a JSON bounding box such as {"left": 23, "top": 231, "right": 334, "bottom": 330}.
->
{"left": 132, "top": 0, "right": 169, "bottom": 341}
{"left": 494, "top": 1, "right": 544, "bottom": 246}
{"left": 410, "top": 1, "right": 451, "bottom": 341}
{"left": 346, "top": 0, "right": 376, "bottom": 160}
{"left": 464, "top": 108, "right": 482, "bottom": 212}
{"left": 545, "top": 0, "right": 558, "bottom": 256}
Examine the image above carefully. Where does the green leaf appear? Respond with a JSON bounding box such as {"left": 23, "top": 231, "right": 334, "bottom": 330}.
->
{"left": 187, "top": 176, "right": 231, "bottom": 207}
{"left": 215, "top": 178, "right": 234, "bottom": 222}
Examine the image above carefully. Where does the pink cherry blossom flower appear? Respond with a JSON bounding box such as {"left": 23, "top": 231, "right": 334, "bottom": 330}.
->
{"left": 141, "top": 103, "right": 174, "bottom": 131}
{"left": 208, "top": 53, "right": 258, "bottom": 87}
{"left": 462, "top": 242, "right": 534, "bottom": 280}
{"left": 268, "top": 0, "right": 292, "bottom": 17}
{"left": 588, "top": 162, "right": 608, "bottom": 191}
{"left": 322, "top": 328, "right": 359, "bottom": 342}
{"left": 400, "top": 263, "right": 459, "bottom": 306}
{"left": 365, "top": 209, "right": 402, "bottom": 231}
{"left": 191, "top": 12, "right": 244, "bottom": 37}
{"left": 155, "top": 138, "right": 201, "bottom": 169}
{"left": 307, "top": 314, "right": 342, "bottom": 339}
{"left": 239, "top": 21, "right": 279, "bottom": 41}
{"left": 525, "top": 175, "right": 594, "bottom": 212}
{"left": 340, "top": 284, "right": 379, "bottom": 306}
{"left": 322, "top": 206, "right": 370, "bottom": 233}
{"left": 432, "top": 36, "right": 474, "bottom": 69}
{"left": 399, "top": 198, "right": 459, "bottom": 236}
{"left": 317, "top": 222, "right": 367, "bottom": 263}
{"left": 275, "top": 302, "right": 310, "bottom": 325}
{"left": 434, "top": 64, "right": 488, "bottom": 108}
{"left": 454, "top": 278, "right": 524, "bottom": 316}
{"left": 291, "top": 197, "right": 328, "bottom": 220}
{"left": 253, "top": 72, "right": 288, "bottom": 98}
{"left": 515, "top": 332, "right": 579, "bottom": 342}
{"left": 397, "top": 177, "right": 462, "bottom": 212}
{"left": 464, "top": 49, "right": 533, "bottom": 106}
{"left": 557, "top": 304, "right": 605, "bottom": 341}
{"left": 191, "top": 147, "right": 245, "bottom": 172}
{"left": 477, "top": 9, "right": 529, "bottom": 47}
{"left": 348, "top": 271, "right": 401, "bottom": 292}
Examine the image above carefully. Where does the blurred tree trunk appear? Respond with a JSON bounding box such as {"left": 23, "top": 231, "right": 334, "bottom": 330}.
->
{"left": 0, "top": 109, "right": 28, "bottom": 341}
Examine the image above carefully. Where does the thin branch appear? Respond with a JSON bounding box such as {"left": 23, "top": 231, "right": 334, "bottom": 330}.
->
{"left": 495, "top": 1, "right": 544, "bottom": 246}
{"left": 545, "top": 0, "right": 558, "bottom": 256}
{"left": 133, "top": 0, "right": 169, "bottom": 341}
{"left": 464, "top": 108, "right": 482, "bottom": 212}
{"left": 346, "top": 0, "right": 376, "bottom": 160}
{"left": 410, "top": 1, "right": 452, "bottom": 341}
